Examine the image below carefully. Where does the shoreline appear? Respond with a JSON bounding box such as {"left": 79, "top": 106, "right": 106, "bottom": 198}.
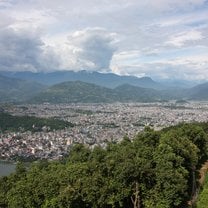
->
{"left": 0, "top": 159, "right": 16, "bottom": 164}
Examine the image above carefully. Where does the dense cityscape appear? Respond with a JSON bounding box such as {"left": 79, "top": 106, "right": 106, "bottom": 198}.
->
{"left": 1, "top": 101, "right": 208, "bottom": 161}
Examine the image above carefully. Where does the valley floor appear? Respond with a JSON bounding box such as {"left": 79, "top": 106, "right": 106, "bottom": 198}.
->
{"left": 2, "top": 101, "right": 208, "bottom": 161}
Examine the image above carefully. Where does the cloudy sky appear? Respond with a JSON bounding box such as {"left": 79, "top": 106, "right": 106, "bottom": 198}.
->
{"left": 0, "top": 0, "right": 208, "bottom": 80}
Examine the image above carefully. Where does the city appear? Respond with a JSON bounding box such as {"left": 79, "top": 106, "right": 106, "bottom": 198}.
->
{"left": 1, "top": 101, "right": 208, "bottom": 161}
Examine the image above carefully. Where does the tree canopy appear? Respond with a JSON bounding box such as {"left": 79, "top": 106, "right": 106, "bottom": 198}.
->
{"left": 1, "top": 122, "right": 208, "bottom": 208}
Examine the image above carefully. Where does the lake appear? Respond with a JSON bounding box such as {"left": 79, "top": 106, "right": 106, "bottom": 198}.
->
{"left": 0, "top": 161, "right": 16, "bottom": 177}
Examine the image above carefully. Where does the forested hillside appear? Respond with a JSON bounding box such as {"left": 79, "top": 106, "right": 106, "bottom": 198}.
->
{"left": 29, "top": 81, "right": 161, "bottom": 103}
{"left": 0, "top": 123, "right": 208, "bottom": 207}
{"left": 0, "top": 75, "right": 46, "bottom": 103}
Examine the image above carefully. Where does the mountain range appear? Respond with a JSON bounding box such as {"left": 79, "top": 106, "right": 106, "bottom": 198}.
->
{"left": 0, "top": 70, "right": 162, "bottom": 89}
{"left": 0, "top": 70, "right": 208, "bottom": 103}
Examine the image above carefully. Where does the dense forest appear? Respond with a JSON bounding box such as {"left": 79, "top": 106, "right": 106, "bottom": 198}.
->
{"left": 0, "top": 112, "right": 74, "bottom": 132}
{"left": 1, "top": 123, "right": 208, "bottom": 207}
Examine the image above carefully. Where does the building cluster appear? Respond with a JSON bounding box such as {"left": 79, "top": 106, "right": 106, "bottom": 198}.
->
{"left": 1, "top": 101, "right": 208, "bottom": 161}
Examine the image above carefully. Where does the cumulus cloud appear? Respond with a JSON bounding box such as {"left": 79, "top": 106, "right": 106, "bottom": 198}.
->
{"left": 0, "top": 27, "right": 60, "bottom": 72}
{"left": 0, "top": 26, "right": 118, "bottom": 72}
{"left": 51, "top": 28, "right": 118, "bottom": 71}
{"left": 68, "top": 28, "right": 117, "bottom": 70}
{"left": 0, "top": 0, "right": 208, "bottom": 80}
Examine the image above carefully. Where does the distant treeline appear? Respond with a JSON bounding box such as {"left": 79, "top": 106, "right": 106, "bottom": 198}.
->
{"left": 0, "top": 122, "right": 208, "bottom": 207}
{"left": 0, "top": 112, "right": 74, "bottom": 133}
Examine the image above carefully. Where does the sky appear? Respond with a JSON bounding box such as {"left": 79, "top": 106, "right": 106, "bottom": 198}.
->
{"left": 0, "top": 0, "right": 208, "bottom": 80}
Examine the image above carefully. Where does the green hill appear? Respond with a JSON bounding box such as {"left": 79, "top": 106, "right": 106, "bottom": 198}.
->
{"left": 30, "top": 81, "right": 118, "bottom": 103}
{"left": 187, "top": 82, "right": 208, "bottom": 100}
{"left": 0, "top": 75, "right": 46, "bottom": 103}
{"left": 114, "top": 84, "right": 161, "bottom": 102}
{"left": 30, "top": 81, "right": 161, "bottom": 103}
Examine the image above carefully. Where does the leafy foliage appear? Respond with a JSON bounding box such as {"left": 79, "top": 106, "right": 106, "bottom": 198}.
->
{"left": 1, "top": 123, "right": 208, "bottom": 207}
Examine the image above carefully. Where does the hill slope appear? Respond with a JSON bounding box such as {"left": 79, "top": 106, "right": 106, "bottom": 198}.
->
{"left": 114, "top": 84, "right": 161, "bottom": 102}
{"left": 30, "top": 81, "right": 161, "bottom": 103}
{"left": 187, "top": 82, "right": 208, "bottom": 100}
{"left": 30, "top": 81, "right": 118, "bottom": 103}
{"left": 0, "top": 75, "right": 46, "bottom": 102}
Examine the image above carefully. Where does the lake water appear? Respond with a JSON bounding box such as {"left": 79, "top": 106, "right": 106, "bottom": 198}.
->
{"left": 0, "top": 161, "right": 16, "bottom": 177}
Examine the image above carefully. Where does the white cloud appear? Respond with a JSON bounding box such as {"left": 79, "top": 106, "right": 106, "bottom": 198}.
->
{"left": 0, "top": 27, "right": 60, "bottom": 72}
{"left": 111, "top": 61, "right": 208, "bottom": 80}
{"left": 110, "top": 46, "right": 208, "bottom": 80}
{"left": 0, "top": 0, "right": 208, "bottom": 80}
{"left": 165, "top": 30, "right": 204, "bottom": 47}
{"left": 43, "top": 28, "right": 118, "bottom": 71}
{"left": 68, "top": 28, "right": 117, "bottom": 70}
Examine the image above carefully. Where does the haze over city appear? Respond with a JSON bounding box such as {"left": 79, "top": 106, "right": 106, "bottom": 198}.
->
{"left": 0, "top": 0, "right": 208, "bottom": 80}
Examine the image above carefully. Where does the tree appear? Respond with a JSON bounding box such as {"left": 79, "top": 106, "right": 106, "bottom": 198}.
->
{"left": 152, "top": 143, "right": 189, "bottom": 208}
